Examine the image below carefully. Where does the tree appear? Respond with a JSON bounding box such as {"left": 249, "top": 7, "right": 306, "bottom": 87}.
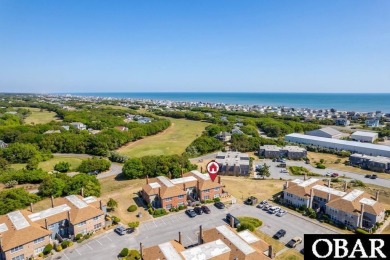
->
{"left": 107, "top": 198, "right": 118, "bottom": 211}
{"left": 64, "top": 174, "right": 101, "bottom": 197}
{"left": 122, "top": 158, "right": 144, "bottom": 179}
{"left": 77, "top": 157, "right": 111, "bottom": 173}
{"left": 0, "top": 158, "right": 9, "bottom": 170}
{"left": 0, "top": 188, "right": 41, "bottom": 214}
{"left": 1, "top": 143, "right": 41, "bottom": 163}
{"left": 108, "top": 151, "right": 128, "bottom": 163}
{"left": 54, "top": 161, "right": 71, "bottom": 173}
{"left": 256, "top": 163, "right": 270, "bottom": 179}
{"left": 38, "top": 177, "right": 67, "bottom": 197}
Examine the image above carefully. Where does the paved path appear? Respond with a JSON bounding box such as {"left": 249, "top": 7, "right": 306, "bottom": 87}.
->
{"left": 254, "top": 159, "right": 390, "bottom": 188}
{"left": 56, "top": 203, "right": 337, "bottom": 260}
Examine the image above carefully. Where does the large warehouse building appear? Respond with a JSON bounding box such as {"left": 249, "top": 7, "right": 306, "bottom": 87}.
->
{"left": 285, "top": 133, "right": 390, "bottom": 157}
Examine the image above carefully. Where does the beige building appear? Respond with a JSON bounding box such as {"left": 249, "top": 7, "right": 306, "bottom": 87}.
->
{"left": 142, "top": 225, "right": 273, "bottom": 259}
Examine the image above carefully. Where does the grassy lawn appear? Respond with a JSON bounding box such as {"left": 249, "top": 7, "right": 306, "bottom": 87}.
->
{"left": 275, "top": 249, "right": 303, "bottom": 260}
{"left": 38, "top": 155, "right": 84, "bottom": 172}
{"left": 221, "top": 176, "right": 283, "bottom": 203}
{"left": 383, "top": 223, "right": 390, "bottom": 234}
{"left": 254, "top": 230, "right": 285, "bottom": 253}
{"left": 99, "top": 175, "right": 152, "bottom": 224}
{"left": 22, "top": 107, "right": 61, "bottom": 124}
{"left": 10, "top": 155, "right": 84, "bottom": 172}
{"left": 307, "top": 152, "right": 390, "bottom": 180}
{"left": 117, "top": 118, "right": 209, "bottom": 157}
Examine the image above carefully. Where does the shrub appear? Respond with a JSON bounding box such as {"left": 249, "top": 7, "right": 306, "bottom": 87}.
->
{"left": 355, "top": 228, "right": 369, "bottom": 234}
{"left": 55, "top": 245, "right": 62, "bottom": 252}
{"left": 43, "top": 244, "right": 53, "bottom": 255}
{"left": 153, "top": 208, "right": 168, "bottom": 218}
{"left": 178, "top": 205, "right": 186, "bottom": 210}
{"left": 127, "top": 249, "right": 141, "bottom": 260}
{"left": 54, "top": 161, "right": 71, "bottom": 173}
{"left": 213, "top": 197, "right": 221, "bottom": 202}
{"left": 84, "top": 234, "right": 91, "bottom": 239}
{"left": 128, "top": 221, "right": 140, "bottom": 228}
{"left": 61, "top": 240, "right": 70, "bottom": 249}
{"left": 148, "top": 207, "right": 154, "bottom": 215}
{"left": 4, "top": 180, "right": 18, "bottom": 188}
{"left": 112, "top": 216, "right": 121, "bottom": 224}
{"left": 127, "top": 205, "right": 138, "bottom": 212}
{"left": 237, "top": 217, "right": 262, "bottom": 231}
{"left": 75, "top": 233, "right": 83, "bottom": 241}
{"left": 316, "top": 163, "right": 326, "bottom": 169}
{"left": 119, "top": 248, "right": 129, "bottom": 257}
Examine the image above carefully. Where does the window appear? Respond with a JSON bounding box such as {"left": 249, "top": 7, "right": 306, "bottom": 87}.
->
{"left": 165, "top": 197, "right": 172, "bottom": 202}
{"left": 214, "top": 187, "right": 220, "bottom": 191}
{"left": 34, "top": 237, "right": 45, "bottom": 244}
{"left": 204, "top": 196, "right": 210, "bottom": 200}
{"left": 48, "top": 224, "right": 55, "bottom": 230}
{"left": 77, "top": 221, "right": 87, "bottom": 227}
{"left": 12, "top": 255, "right": 24, "bottom": 260}
{"left": 166, "top": 204, "right": 172, "bottom": 210}
{"left": 178, "top": 202, "right": 184, "bottom": 206}
{"left": 94, "top": 223, "right": 102, "bottom": 230}
{"left": 81, "top": 229, "right": 87, "bottom": 235}
{"left": 178, "top": 195, "right": 185, "bottom": 199}
{"left": 214, "top": 194, "right": 220, "bottom": 199}
{"left": 93, "top": 216, "right": 100, "bottom": 221}
{"left": 204, "top": 189, "right": 210, "bottom": 193}
{"left": 10, "top": 245, "right": 23, "bottom": 254}
{"left": 34, "top": 246, "right": 45, "bottom": 255}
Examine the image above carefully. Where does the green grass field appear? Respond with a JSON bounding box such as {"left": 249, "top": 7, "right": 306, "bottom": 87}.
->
{"left": 23, "top": 107, "right": 61, "bottom": 124}
{"left": 116, "top": 118, "right": 209, "bottom": 157}
{"left": 10, "top": 155, "right": 84, "bottom": 172}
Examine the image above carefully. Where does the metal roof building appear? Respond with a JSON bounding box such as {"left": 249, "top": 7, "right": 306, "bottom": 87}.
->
{"left": 285, "top": 133, "right": 390, "bottom": 157}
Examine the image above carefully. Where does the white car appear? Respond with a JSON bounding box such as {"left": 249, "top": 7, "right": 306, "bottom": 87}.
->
{"left": 268, "top": 206, "right": 280, "bottom": 214}
{"left": 276, "top": 210, "right": 287, "bottom": 217}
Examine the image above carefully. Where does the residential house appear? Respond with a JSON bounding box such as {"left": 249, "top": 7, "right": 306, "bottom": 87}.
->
{"left": 231, "top": 127, "right": 244, "bottom": 135}
{"left": 259, "top": 145, "right": 307, "bottom": 160}
{"left": 142, "top": 225, "right": 273, "bottom": 260}
{"left": 70, "top": 122, "right": 87, "bottom": 130}
{"left": 335, "top": 118, "right": 350, "bottom": 126}
{"left": 215, "top": 152, "right": 250, "bottom": 176}
{"left": 0, "top": 140, "right": 8, "bottom": 149}
{"left": 349, "top": 154, "right": 390, "bottom": 173}
{"left": 215, "top": 132, "right": 232, "bottom": 142}
{"left": 282, "top": 178, "right": 385, "bottom": 229}
{"left": 0, "top": 195, "right": 106, "bottom": 260}
{"left": 365, "top": 118, "right": 380, "bottom": 127}
{"left": 141, "top": 171, "right": 224, "bottom": 210}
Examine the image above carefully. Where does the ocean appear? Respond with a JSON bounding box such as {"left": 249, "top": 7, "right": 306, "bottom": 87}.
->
{"left": 72, "top": 93, "right": 390, "bottom": 113}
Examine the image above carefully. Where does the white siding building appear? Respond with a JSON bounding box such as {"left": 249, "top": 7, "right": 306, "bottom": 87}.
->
{"left": 351, "top": 131, "right": 378, "bottom": 143}
{"left": 285, "top": 133, "right": 390, "bottom": 157}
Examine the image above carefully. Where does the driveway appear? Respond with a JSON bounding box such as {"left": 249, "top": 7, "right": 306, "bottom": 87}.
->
{"left": 57, "top": 203, "right": 337, "bottom": 260}
{"left": 254, "top": 159, "right": 390, "bottom": 188}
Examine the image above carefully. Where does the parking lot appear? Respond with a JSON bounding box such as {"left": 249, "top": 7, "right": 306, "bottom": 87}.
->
{"left": 58, "top": 202, "right": 338, "bottom": 259}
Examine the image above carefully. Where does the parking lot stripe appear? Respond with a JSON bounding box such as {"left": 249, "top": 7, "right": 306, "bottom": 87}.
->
{"left": 153, "top": 221, "right": 158, "bottom": 227}
{"left": 75, "top": 249, "right": 81, "bottom": 255}
{"left": 186, "top": 235, "right": 194, "bottom": 244}
{"left": 86, "top": 244, "right": 93, "bottom": 250}
{"left": 105, "top": 235, "right": 112, "bottom": 241}
{"left": 63, "top": 253, "right": 70, "bottom": 260}
{"left": 161, "top": 218, "right": 167, "bottom": 225}
{"left": 95, "top": 239, "right": 103, "bottom": 246}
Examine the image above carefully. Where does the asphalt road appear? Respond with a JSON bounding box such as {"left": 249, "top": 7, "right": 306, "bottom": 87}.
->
{"left": 254, "top": 159, "right": 390, "bottom": 188}
{"left": 57, "top": 203, "right": 337, "bottom": 260}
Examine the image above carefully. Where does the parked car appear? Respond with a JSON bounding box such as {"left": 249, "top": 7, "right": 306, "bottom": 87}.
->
{"left": 244, "top": 196, "right": 258, "bottom": 206}
{"left": 201, "top": 205, "right": 211, "bottom": 214}
{"left": 273, "top": 229, "right": 286, "bottom": 239}
{"left": 263, "top": 204, "right": 271, "bottom": 211}
{"left": 331, "top": 173, "right": 339, "bottom": 177}
{"left": 365, "top": 174, "right": 372, "bottom": 178}
{"left": 300, "top": 248, "right": 304, "bottom": 255}
{"left": 114, "top": 225, "right": 127, "bottom": 235}
{"left": 256, "top": 200, "right": 268, "bottom": 208}
{"left": 371, "top": 174, "right": 378, "bottom": 179}
{"left": 325, "top": 172, "right": 331, "bottom": 176}
{"left": 226, "top": 213, "right": 240, "bottom": 228}
{"left": 268, "top": 206, "right": 281, "bottom": 214}
{"left": 276, "top": 210, "right": 287, "bottom": 217}
{"left": 194, "top": 206, "right": 203, "bottom": 215}
{"left": 185, "top": 209, "right": 197, "bottom": 218}
{"left": 214, "top": 202, "right": 225, "bottom": 209}
{"left": 88, "top": 170, "right": 100, "bottom": 175}
{"left": 287, "top": 237, "right": 303, "bottom": 248}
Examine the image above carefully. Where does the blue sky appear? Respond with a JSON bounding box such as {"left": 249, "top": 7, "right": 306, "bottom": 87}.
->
{"left": 0, "top": 0, "right": 389, "bottom": 93}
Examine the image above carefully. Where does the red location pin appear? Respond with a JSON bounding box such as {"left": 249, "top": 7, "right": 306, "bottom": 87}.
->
{"left": 206, "top": 160, "right": 220, "bottom": 182}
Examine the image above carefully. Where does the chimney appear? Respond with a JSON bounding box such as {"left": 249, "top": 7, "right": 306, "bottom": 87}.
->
{"left": 200, "top": 166, "right": 203, "bottom": 173}
{"left": 268, "top": 245, "right": 274, "bottom": 259}
{"left": 327, "top": 193, "right": 331, "bottom": 202}
{"left": 67, "top": 211, "right": 71, "bottom": 222}
{"left": 304, "top": 173, "right": 307, "bottom": 181}
{"left": 218, "top": 176, "right": 221, "bottom": 184}
{"left": 285, "top": 181, "right": 289, "bottom": 189}
{"left": 99, "top": 200, "right": 103, "bottom": 210}
{"left": 30, "top": 203, "right": 33, "bottom": 213}
{"left": 140, "top": 243, "right": 143, "bottom": 259}
{"left": 197, "top": 181, "right": 200, "bottom": 192}
{"left": 51, "top": 196, "right": 54, "bottom": 208}
{"left": 309, "top": 188, "right": 314, "bottom": 208}
{"left": 230, "top": 215, "right": 234, "bottom": 228}
{"left": 328, "top": 179, "right": 331, "bottom": 187}
{"left": 181, "top": 169, "right": 184, "bottom": 178}
{"left": 198, "top": 225, "right": 203, "bottom": 245}
{"left": 376, "top": 191, "right": 380, "bottom": 201}
{"left": 178, "top": 232, "right": 182, "bottom": 244}
{"left": 359, "top": 203, "right": 365, "bottom": 228}
{"left": 344, "top": 182, "right": 348, "bottom": 192}
{"left": 168, "top": 172, "right": 172, "bottom": 179}
{"left": 81, "top": 187, "right": 84, "bottom": 197}
{"left": 183, "top": 183, "right": 186, "bottom": 191}
{"left": 146, "top": 175, "right": 149, "bottom": 184}
{"left": 158, "top": 187, "right": 161, "bottom": 198}
{"left": 44, "top": 218, "right": 48, "bottom": 230}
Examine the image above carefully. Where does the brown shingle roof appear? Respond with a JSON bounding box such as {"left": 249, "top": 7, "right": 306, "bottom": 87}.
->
{"left": 0, "top": 210, "right": 51, "bottom": 251}
{"left": 142, "top": 240, "right": 185, "bottom": 260}
{"left": 284, "top": 179, "right": 324, "bottom": 198}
